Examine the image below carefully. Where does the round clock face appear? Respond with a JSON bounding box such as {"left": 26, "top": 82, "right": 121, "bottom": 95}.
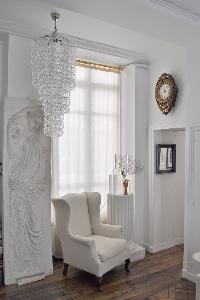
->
{"left": 159, "top": 83, "right": 171, "bottom": 100}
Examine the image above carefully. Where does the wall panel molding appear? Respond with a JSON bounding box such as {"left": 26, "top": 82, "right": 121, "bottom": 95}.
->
{"left": 0, "top": 18, "right": 149, "bottom": 65}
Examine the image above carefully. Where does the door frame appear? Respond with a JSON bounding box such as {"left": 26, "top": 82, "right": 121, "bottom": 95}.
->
{"left": 182, "top": 126, "right": 200, "bottom": 283}
{"left": 148, "top": 125, "right": 189, "bottom": 254}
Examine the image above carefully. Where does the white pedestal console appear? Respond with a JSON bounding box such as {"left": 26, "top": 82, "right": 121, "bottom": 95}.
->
{"left": 107, "top": 193, "right": 145, "bottom": 262}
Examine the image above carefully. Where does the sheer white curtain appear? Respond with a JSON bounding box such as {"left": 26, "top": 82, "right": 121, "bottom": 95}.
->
{"left": 52, "top": 65, "right": 120, "bottom": 213}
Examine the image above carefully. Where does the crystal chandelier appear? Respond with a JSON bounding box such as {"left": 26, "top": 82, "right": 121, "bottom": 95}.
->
{"left": 31, "top": 12, "right": 77, "bottom": 137}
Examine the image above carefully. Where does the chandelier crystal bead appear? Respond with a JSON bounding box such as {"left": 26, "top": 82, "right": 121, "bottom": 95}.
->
{"left": 31, "top": 13, "right": 77, "bottom": 137}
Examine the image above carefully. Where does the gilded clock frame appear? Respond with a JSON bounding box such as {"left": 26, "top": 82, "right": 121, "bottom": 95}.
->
{"left": 155, "top": 73, "right": 178, "bottom": 115}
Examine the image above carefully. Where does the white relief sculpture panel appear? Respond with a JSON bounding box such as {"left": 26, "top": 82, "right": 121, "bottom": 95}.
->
{"left": 3, "top": 98, "right": 53, "bottom": 285}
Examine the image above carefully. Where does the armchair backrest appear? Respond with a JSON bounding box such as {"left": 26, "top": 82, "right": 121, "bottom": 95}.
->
{"left": 86, "top": 192, "right": 102, "bottom": 233}
{"left": 53, "top": 193, "right": 92, "bottom": 238}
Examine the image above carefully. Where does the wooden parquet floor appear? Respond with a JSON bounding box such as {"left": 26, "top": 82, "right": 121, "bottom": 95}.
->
{"left": 0, "top": 246, "right": 195, "bottom": 300}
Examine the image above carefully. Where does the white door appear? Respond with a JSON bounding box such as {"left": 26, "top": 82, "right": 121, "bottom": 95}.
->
{"left": 185, "top": 128, "right": 200, "bottom": 277}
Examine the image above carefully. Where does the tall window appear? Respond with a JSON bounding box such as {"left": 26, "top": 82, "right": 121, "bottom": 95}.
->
{"left": 52, "top": 65, "right": 120, "bottom": 210}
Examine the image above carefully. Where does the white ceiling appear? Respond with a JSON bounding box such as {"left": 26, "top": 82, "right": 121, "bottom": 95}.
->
{"left": 38, "top": 0, "right": 200, "bottom": 46}
{"left": 163, "top": 0, "right": 200, "bottom": 17}
{"left": 39, "top": 0, "right": 200, "bottom": 23}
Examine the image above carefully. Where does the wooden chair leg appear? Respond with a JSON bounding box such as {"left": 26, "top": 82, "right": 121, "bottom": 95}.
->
{"left": 63, "top": 263, "right": 68, "bottom": 276}
{"left": 125, "top": 258, "right": 130, "bottom": 272}
{"left": 96, "top": 276, "right": 103, "bottom": 291}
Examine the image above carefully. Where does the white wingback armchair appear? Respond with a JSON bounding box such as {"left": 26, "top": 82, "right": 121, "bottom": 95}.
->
{"left": 52, "top": 192, "right": 130, "bottom": 288}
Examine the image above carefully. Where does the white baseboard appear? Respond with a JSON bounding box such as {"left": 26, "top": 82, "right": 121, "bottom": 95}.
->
{"left": 182, "top": 268, "right": 197, "bottom": 283}
{"left": 144, "top": 238, "right": 183, "bottom": 253}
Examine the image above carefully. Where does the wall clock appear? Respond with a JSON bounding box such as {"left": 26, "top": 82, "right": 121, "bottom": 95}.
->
{"left": 155, "top": 73, "right": 178, "bottom": 115}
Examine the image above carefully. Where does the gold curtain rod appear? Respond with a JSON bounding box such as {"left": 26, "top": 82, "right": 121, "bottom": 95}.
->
{"left": 76, "top": 59, "right": 121, "bottom": 73}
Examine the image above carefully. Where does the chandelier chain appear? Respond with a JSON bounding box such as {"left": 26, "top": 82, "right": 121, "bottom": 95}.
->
{"left": 54, "top": 18, "right": 57, "bottom": 33}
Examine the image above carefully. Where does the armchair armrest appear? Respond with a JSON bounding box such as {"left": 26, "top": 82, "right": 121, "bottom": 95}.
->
{"left": 94, "top": 223, "right": 123, "bottom": 239}
{"left": 69, "top": 233, "right": 95, "bottom": 247}
{"left": 63, "top": 232, "right": 101, "bottom": 269}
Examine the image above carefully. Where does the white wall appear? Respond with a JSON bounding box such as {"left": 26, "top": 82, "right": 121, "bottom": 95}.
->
{"left": 146, "top": 37, "right": 200, "bottom": 281}
{"left": 0, "top": 1, "right": 186, "bottom": 244}
{"left": 0, "top": 100, "right": 2, "bottom": 222}
{"left": 121, "top": 64, "right": 149, "bottom": 245}
{"left": 7, "top": 36, "right": 37, "bottom": 99}
{"left": 150, "top": 129, "right": 185, "bottom": 252}
{"left": 0, "top": 33, "right": 8, "bottom": 222}
{"left": 2, "top": 0, "right": 200, "bottom": 284}
{"left": 1, "top": 0, "right": 196, "bottom": 279}
{"left": 149, "top": 56, "right": 187, "bottom": 128}
{"left": 181, "top": 42, "right": 200, "bottom": 280}
{"left": 0, "top": 40, "right": 4, "bottom": 155}
{"left": 0, "top": 42, "right": 3, "bottom": 223}
{"left": 0, "top": 41, "right": 3, "bottom": 98}
{"left": 186, "top": 41, "right": 200, "bottom": 126}
{"left": 135, "top": 65, "right": 149, "bottom": 245}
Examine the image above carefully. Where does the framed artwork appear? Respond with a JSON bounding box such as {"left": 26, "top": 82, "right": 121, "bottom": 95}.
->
{"left": 156, "top": 144, "right": 176, "bottom": 174}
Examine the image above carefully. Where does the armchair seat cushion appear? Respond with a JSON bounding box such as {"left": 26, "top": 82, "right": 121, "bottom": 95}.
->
{"left": 91, "top": 235, "right": 127, "bottom": 262}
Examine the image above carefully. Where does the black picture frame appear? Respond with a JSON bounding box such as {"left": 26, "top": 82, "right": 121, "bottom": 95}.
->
{"left": 156, "top": 144, "right": 176, "bottom": 174}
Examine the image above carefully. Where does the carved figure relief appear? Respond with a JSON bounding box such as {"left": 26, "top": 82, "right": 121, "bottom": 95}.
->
{"left": 3, "top": 99, "right": 52, "bottom": 284}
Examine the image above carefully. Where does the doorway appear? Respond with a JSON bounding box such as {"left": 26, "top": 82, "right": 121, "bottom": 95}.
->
{"left": 149, "top": 127, "right": 186, "bottom": 253}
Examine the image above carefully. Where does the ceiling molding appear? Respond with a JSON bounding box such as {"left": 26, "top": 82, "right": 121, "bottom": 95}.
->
{"left": 0, "top": 18, "right": 149, "bottom": 66}
{"left": 72, "top": 36, "right": 149, "bottom": 65}
{"left": 149, "top": 0, "right": 200, "bottom": 24}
